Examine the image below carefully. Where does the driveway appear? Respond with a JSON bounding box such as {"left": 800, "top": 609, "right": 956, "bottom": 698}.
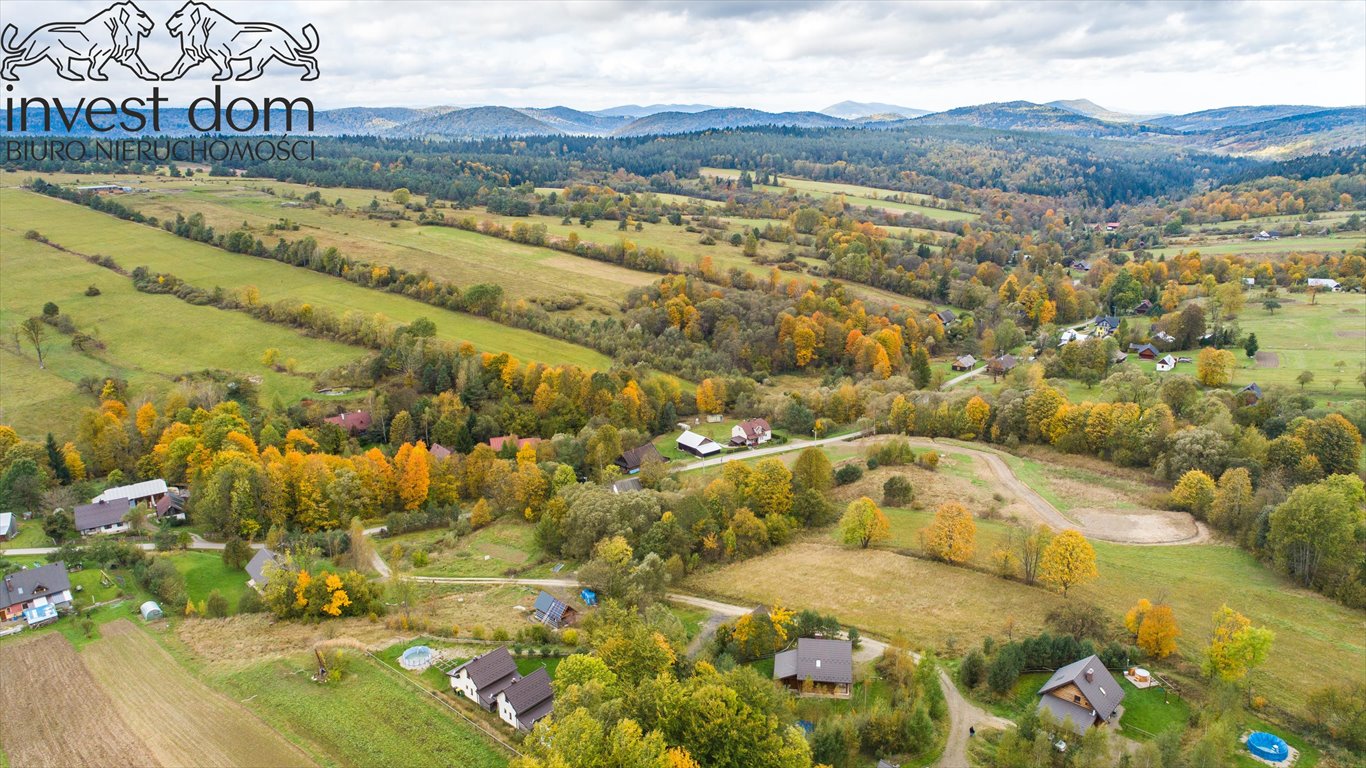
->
{"left": 672, "top": 432, "right": 866, "bottom": 473}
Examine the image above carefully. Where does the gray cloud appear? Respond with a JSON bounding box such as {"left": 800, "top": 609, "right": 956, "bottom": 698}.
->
{"left": 1, "top": 0, "right": 1361, "bottom": 114}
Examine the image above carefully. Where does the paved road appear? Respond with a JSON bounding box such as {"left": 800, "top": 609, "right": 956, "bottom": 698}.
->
{"left": 672, "top": 432, "right": 866, "bottom": 473}
{"left": 2, "top": 534, "right": 266, "bottom": 557}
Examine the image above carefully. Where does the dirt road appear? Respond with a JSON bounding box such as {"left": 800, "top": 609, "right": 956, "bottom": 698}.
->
{"left": 935, "top": 668, "right": 1015, "bottom": 768}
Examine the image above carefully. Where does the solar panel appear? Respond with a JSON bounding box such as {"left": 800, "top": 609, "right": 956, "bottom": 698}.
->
{"left": 543, "top": 600, "right": 567, "bottom": 626}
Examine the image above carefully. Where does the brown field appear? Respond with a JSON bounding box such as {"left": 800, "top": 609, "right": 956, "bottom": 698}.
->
{"left": 0, "top": 633, "right": 150, "bottom": 768}
{"left": 175, "top": 613, "right": 402, "bottom": 665}
{"left": 81, "top": 620, "right": 313, "bottom": 768}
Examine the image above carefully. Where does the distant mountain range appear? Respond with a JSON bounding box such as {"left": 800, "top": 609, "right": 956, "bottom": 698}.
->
{"left": 7, "top": 98, "right": 1361, "bottom": 159}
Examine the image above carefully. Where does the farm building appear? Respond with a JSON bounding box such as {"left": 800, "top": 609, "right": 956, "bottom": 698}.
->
{"left": 140, "top": 601, "right": 164, "bottom": 621}
{"left": 987, "top": 354, "right": 1018, "bottom": 375}
{"left": 486, "top": 435, "right": 542, "bottom": 453}
{"left": 1307, "top": 277, "right": 1341, "bottom": 291}
{"left": 74, "top": 500, "right": 131, "bottom": 536}
{"left": 323, "top": 410, "right": 372, "bottom": 435}
{"left": 1, "top": 562, "right": 73, "bottom": 621}
{"left": 611, "top": 477, "right": 643, "bottom": 494}
{"left": 75, "top": 184, "right": 133, "bottom": 193}
{"left": 1155, "top": 355, "right": 1177, "bottom": 372}
{"left": 1036, "top": 655, "right": 1125, "bottom": 734}
{"left": 0, "top": 512, "right": 15, "bottom": 541}
{"left": 774, "top": 638, "right": 853, "bottom": 698}
{"left": 531, "top": 590, "right": 578, "bottom": 628}
{"left": 676, "top": 430, "right": 723, "bottom": 457}
{"left": 448, "top": 646, "right": 520, "bottom": 710}
{"left": 245, "top": 548, "right": 286, "bottom": 591}
{"left": 1129, "top": 343, "right": 1160, "bottom": 360}
{"left": 731, "top": 418, "right": 772, "bottom": 446}
{"left": 92, "top": 478, "right": 168, "bottom": 507}
{"left": 951, "top": 355, "right": 977, "bottom": 372}
{"left": 1134, "top": 299, "right": 1153, "bottom": 315}
{"left": 429, "top": 443, "right": 453, "bottom": 461}
{"left": 155, "top": 490, "right": 188, "bottom": 521}
{"left": 497, "top": 667, "right": 554, "bottom": 731}
{"left": 933, "top": 309, "right": 957, "bottom": 325}
{"left": 615, "top": 443, "right": 666, "bottom": 474}
{"left": 1239, "top": 383, "right": 1264, "bottom": 404}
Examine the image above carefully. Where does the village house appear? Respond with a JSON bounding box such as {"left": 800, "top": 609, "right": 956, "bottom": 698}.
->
{"left": 951, "top": 355, "right": 977, "bottom": 372}
{"left": 1035, "top": 655, "right": 1125, "bottom": 734}
{"left": 245, "top": 548, "right": 285, "bottom": 592}
{"left": 1071, "top": 260, "right": 1091, "bottom": 272}
{"left": 92, "top": 478, "right": 168, "bottom": 507}
{"left": 1128, "top": 343, "right": 1160, "bottom": 360}
{"left": 531, "top": 590, "right": 578, "bottom": 628}
{"left": 1307, "top": 277, "right": 1341, "bottom": 291}
{"left": 155, "top": 490, "right": 188, "bottom": 522}
{"left": 1239, "top": 383, "right": 1264, "bottom": 405}
{"left": 74, "top": 500, "right": 131, "bottom": 536}
{"left": 1, "top": 562, "right": 73, "bottom": 622}
{"left": 429, "top": 443, "right": 453, "bottom": 461}
{"left": 497, "top": 667, "right": 554, "bottom": 731}
{"left": 486, "top": 435, "right": 542, "bottom": 453}
{"left": 774, "top": 638, "right": 854, "bottom": 698}
{"left": 1134, "top": 299, "right": 1153, "bottom": 315}
{"left": 933, "top": 309, "right": 957, "bottom": 326}
{"left": 987, "top": 354, "right": 1018, "bottom": 375}
{"left": 324, "top": 410, "right": 373, "bottom": 435}
{"left": 731, "top": 418, "right": 772, "bottom": 446}
{"left": 615, "top": 443, "right": 666, "bottom": 474}
{"left": 0, "top": 512, "right": 15, "bottom": 542}
{"left": 448, "top": 646, "right": 520, "bottom": 710}
{"left": 1155, "top": 354, "right": 1177, "bottom": 372}
{"left": 676, "top": 430, "right": 723, "bottom": 457}
{"left": 1093, "top": 316, "right": 1120, "bottom": 334}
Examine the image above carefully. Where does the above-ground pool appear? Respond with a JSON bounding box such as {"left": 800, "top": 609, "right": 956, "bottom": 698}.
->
{"left": 1246, "top": 731, "right": 1290, "bottom": 763}
{"left": 399, "top": 645, "right": 435, "bottom": 671}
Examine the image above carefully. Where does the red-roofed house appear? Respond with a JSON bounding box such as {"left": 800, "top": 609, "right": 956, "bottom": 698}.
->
{"left": 324, "top": 411, "right": 373, "bottom": 435}
{"left": 486, "top": 435, "right": 542, "bottom": 452}
{"left": 730, "top": 418, "right": 772, "bottom": 446}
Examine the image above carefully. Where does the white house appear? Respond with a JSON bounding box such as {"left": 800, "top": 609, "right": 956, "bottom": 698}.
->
{"left": 73, "top": 500, "right": 131, "bottom": 536}
{"left": 730, "top": 418, "right": 772, "bottom": 446}
{"left": 496, "top": 667, "right": 554, "bottom": 731}
{"left": 1307, "top": 278, "right": 1341, "bottom": 291}
{"left": 676, "top": 430, "right": 722, "bottom": 458}
{"left": 447, "top": 646, "right": 520, "bottom": 710}
{"left": 1155, "top": 355, "right": 1177, "bottom": 372}
{"left": 92, "top": 479, "right": 168, "bottom": 507}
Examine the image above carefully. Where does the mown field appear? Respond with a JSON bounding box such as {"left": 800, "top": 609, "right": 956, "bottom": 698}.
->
{"left": 166, "top": 550, "right": 254, "bottom": 614}
{"left": 0, "top": 224, "right": 365, "bottom": 439}
{"left": 2, "top": 188, "right": 610, "bottom": 370}
{"left": 1146, "top": 232, "right": 1364, "bottom": 258}
{"left": 701, "top": 167, "right": 979, "bottom": 222}
{"left": 1226, "top": 291, "right": 1366, "bottom": 400}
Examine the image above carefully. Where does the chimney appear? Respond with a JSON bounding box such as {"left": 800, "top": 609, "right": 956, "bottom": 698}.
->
{"left": 1085, "top": 668, "right": 1094, "bottom": 683}
{"left": 3, "top": 575, "right": 12, "bottom": 594}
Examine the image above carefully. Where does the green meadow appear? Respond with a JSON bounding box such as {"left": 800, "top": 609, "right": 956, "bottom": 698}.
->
{"left": 701, "top": 167, "right": 979, "bottom": 222}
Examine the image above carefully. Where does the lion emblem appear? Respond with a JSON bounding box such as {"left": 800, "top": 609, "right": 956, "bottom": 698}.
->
{"left": 162, "top": 1, "right": 319, "bottom": 82}
{"left": 1, "top": 1, "right": 158, "bottom": 81}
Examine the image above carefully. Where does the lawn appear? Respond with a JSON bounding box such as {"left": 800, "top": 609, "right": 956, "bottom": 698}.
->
{"left": 1145, "top": 232, "right": 1364, "bottom": 259}
{"left": 214, "top": 651, "right": 509, "bottom": 768}
{"left": 164, "top": 550, "right": 252, "bottom": 614}
{"left": 0, "top": 225, "right": 366, "bottom": 439}
{"left": 701, "top": 168, "right": 978, "bottom": 223}
{"left": 0, "top": 521, "right": 53, "bottom": 550}
{"left": 1, "top": 188, "right": 611, "bottom": 371}
{"left": 668, "top": 603, "right": 712, "bottom": 641}
{"left": 1117, "top": 678, "right": 1192, "bottom": 740}
{"left": 1225, "top": 292, "right": 1366, "bottom": 401}
{"left": 389, "top": 519, "right": 547, "bottom": 578}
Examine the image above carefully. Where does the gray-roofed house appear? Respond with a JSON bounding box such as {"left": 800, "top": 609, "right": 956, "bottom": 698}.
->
{"left": 774, "top": 637, "right": 854, "bottom": 698}
{"left": 531, "top": 590, "right": 578, "bottom": 628}
{"left": 497, "top": 666, "right": 554, "bottom": 731}
{"left": 74, "top": 500, "right": 131, "bottom": 536}
{"left": 933, "top": 309, "right": 957, "bottom": 325}
{"left": 155, "top": 490, "right": 188, "bottom": 521}
{"left": 1094, "top": 316, "right": 1120, "bottom": 333}
{"left": 245, "top": 548, "right": 285, "bottom": 592}
{"left": 448, "top": 646, "right": 520, "bottom": 710}
{"left": 1239, "top": 383, "right": 1264, "bottom": 405}
{"left": 1035, "top": 654, "right": 1125, "bottom": 734}
{"left": 1128, "top": 343, "right": 1160, "bottom": 360}
{"left": 615, "top": 443, "right": 666, "bottom": 474}
{"left": 987, "top": 354, "right": 1019, "bottom": 376}
{"left": 611, "top": 477, "right": 643, "bottom": 494}
{"left": 952, "top": 355, "right": 977, "bottom": 372}
{"left": 1, "top": 562, "right": 73, "bottom": 621}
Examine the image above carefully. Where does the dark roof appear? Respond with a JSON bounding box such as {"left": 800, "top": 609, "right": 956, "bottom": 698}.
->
{"left": 1037, "top": 694, "right": 1098, "bottom": 735}
{"left": 245, "top": 548, "right": 283, "bottom": 587}
{"left": 324, "top": 411, "right": 372, "bottom": 434}
{"left": 1, "top": 562, "right": 72, "bottom": 609}
{"left": 501, "top": 666, "right": 553, "bottom": 718}
{"left": 1128, "top": 343, "right": 1160, "bottom": 356}
{"left": 429, "top": 443, "right": 453, "bottom": 460}
{"left": 1094, "top": 315, "right": 1120, "bottom": 330}
{"left": 1240, "top": 383, "right": 1263, "bottom": 398}
{"left": 532, "top": 591, "right": 575, "bottom": 627}
{"left": 611, "top": 477, "right": 643, "bottom": 494}
{"left": 1037, "top": 655, "right": 1124, "bottom": 722}
{"left": 934, "top": 309, "right": 957, "bottom": 324}
{"left": 773, "top": 637, "right": 853, "bottom": 685}
{"left": 616, "top": 443, "right": 665, "bottom": 471}
{"left": 988, "top": 354, "right": 1018, "bottom": 371}
{"left": 155, "top": 491, "right": 187, "bottom": 516}
{"left": 74, "top": 500, "right": 128, "bottom": 531}
{"left": 449, "top": 646, "right": 519, "bottom": 691}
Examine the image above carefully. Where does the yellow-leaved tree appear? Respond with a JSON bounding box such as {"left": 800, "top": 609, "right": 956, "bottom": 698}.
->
{"left": 839, "top": 497, "right": 890, "bottom": 549}
{"left": 1039, "top": 529, "right": 1098, "bottom": 595}
{"left": 1137, "top": 604, "right": 1180, "bottom": 659}
{"left": 920, "top": 502, "right": 977, "bottom": 564}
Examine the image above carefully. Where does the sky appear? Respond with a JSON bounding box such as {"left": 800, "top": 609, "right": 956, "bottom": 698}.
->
{"left": 3, "top": 0, "right": 1364, "bottom": 115}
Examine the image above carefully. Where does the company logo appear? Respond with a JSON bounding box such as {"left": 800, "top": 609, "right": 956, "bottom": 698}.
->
{"left": 1, "top": 1, "right": 320, "bottom": 82}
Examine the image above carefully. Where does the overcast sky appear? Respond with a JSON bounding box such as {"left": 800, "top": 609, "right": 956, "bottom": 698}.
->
{"left": 4, "top": 0, "right": 1364, "bottom": 114}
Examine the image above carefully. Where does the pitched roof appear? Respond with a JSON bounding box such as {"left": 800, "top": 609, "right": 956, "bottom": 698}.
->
{"left": 449, "top": 646, "right": 520, "bottom": 704}
{"left": 677, "top": 431, "right": 722, "bottom": 454}
{"left": 773, "top": 637, "right": 853, "bottom": 685}
{"left": 74, "top": 500, "right": 129, "bottom": 531}
{"left": 1128, "top": 343, "right": 1159, "bottom": 356}
{"left": 1240, "top": 383, "right": 1263, "bottom": 398}
{"left": 501, "top": 666, "right": 553, "bottom": 716}
{"left": 611, "top": 477, "right": 643, "bottom": 494}
{"left": 429, "top": 443, "right": 453, "bottom": 460}
{"left": 155, "top": 491, "right": 187, "bottom": 516}
{"left": 934, "top": 309, "right": 957, "bottom": 324}
{"left": 954, "top": 355, "right": 977, "bottom": 368}
{"left": 1, "top": 562, "right": 71, "bottom": 609}
{"left": 487, "top": 435, "right": 519, "bottom": 451}
{"left": 1037, "top": 654, "right": 1125, "bottom": 721}
{"left": 1037, "top": 693, "right": 1098, "bottom": 735}
{"left": 617, "top": 443, "right": 665, "bottom": 471}
{"left": 324, "top": 411, "right": 372, "bottom": 433}
{"left": 245, "top": 548, "right": 282, "bottom": 587}
{"left": 989, "top": 354, "right": 1018, "bottom": 371}
{"left": 736, "top": 418, "right": 771, "bottom": 440}
{"left": 93, "top": 479, "right": 167, "bottom": 504}
{"left": 0, "top": 513, "right": 13, "bottom": 537}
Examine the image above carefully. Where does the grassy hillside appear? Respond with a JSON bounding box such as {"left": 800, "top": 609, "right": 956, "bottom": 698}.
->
{"left": 702, "top": 167, "right": 978, "bottom": 222}
{"left": 0, "top": 225, "right": 365, "bottom": 438}
{"left": 1, "top": 188, "right": 610, "bottom": 371}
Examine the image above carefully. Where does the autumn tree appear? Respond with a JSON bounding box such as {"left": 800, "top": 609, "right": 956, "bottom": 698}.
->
{"left": 1039, "top": 529, "right": 1098, "bottom": 595}
{"left": 397, "top": 441, "right": 431, "bottom": 510}
{"left": 18, "top": 316, "right": 47, "bottom": 368}
{"left": 1203, "top": 605, "right": 1273, "bottom": 682}
{"left": 1209, "top": 467, "right": 1255, "bottom": 536}
{"left": 1170, "top": 469, "right": 1216, "bottom": 519}
{"left": 839, "top": 497, "right": 890, "bottom": 549}
{"left": 920, "top": 502, "right": 976, "bottom": 564}
{"left": 792, "top": 447, "right": 833, "bottom": 493}
{"left": 1137, "top": 603, "right": 1180, "bottom": 659}
{"left": 1123, "top": 598, "right": 1152, "bottom": 638}
{"left": 744, "top": 458, "right": 793, "bottom": 517}
{"left": 1196, "top": 347, "right": 1235, "bottom": 387}
{"left": 695, "top": 378, "right": 725, "bottom": 415}
{"left": 470, "top": 498, "right": 492, "bottom": 529}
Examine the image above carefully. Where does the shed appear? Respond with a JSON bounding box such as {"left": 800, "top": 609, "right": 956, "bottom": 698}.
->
{"left": 532, "top": 590, "right": 578, "bottom": 628}
{"left": 140, "top": 601, "right": 164, "bottom": 621}
{"left": 676, "top": 430, "right": 723, "bottom": 457}
{"left": 952, "top": 355, "right": 977, "bottom": 372}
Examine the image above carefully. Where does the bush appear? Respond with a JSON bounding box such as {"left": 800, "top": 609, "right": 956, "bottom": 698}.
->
{"left": 237, "top": 588, "right": 264, "bottom": 613}
{"left": 960, "top": 649, "right": 986, "bottom": 689}
{"left": 918, "top": 451, "right": 940, "bottom": 470}
{"left": 834, "top": 464, "right": 863, "bottom": 486}
{"left": 492, "top": 627, "right": 509, "bottom": 642}
{"left": 205, "top": 589, "right": 229, "bottom": 618}
{"left": 987, "top": 644, "right": 1024, "bottom": 695}
{"left": 883, "top": 475, "right": 913, "bottom": 506}
{"left": 85, "top": 284, "right": 101, "bottom": 296}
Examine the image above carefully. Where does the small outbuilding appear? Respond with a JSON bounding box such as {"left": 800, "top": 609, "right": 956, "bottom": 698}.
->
{"left": 140, "top": 601, "right": 164, "bottom": 621}
{"left": 532, "top": 590, "right": 578, "bottom": 628}
{"left": 951, "top": 355, "right": 977, "bottom": 372}
{"left": 676, "top": 430, "right": 723, "bottom": 457}
{"left": 0, "top": 512, "right": 15, "bottom": 542}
